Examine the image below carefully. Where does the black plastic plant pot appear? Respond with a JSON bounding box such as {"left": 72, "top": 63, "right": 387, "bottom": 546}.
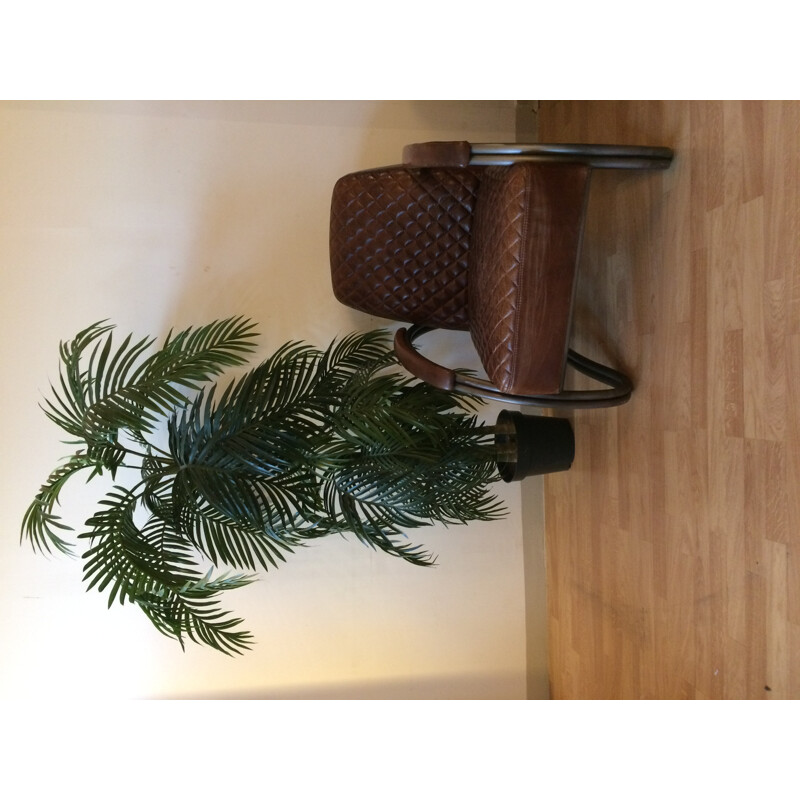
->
{"left": 494, "top": 410, "right": 575, "bottom": 482}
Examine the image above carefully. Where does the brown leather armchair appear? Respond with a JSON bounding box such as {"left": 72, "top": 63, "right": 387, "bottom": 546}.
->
{"left": 329, "top": 141, "right": 673, "bottom": 408}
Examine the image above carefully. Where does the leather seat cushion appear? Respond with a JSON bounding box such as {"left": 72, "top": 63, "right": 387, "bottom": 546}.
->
{"left": 468, "top": 163, "right": 591, "bottom": 395}
{"left": 330, "top": 166, "right": 483, "bottom": 330}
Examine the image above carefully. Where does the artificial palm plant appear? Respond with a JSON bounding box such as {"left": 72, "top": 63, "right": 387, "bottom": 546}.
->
{"left": 22, "top": 317, "right": 505, "bottom": 655}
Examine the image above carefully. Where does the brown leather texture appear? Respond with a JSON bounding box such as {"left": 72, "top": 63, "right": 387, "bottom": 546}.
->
{"left": 393, "top": 328, "right": 456, "bottom": 391}
{"left": 468, "top": 163, "right": 591, "bottom": 394}
{"left": 330, "top": 159, "right": 591, "bottom": 397}
{"left": 330, "top": 166, "right": 483, "bottom": 330}
{"left": 402, "top": 141, "right": 471, "bottom": 168}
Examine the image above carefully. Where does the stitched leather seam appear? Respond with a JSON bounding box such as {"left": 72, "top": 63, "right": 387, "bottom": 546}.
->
{"left": 508, "top": 167, "right": 529, "bottom": 391}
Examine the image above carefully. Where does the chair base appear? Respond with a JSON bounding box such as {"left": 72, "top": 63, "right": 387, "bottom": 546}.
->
{"left": 457, "top": 347, "right": 633, "bottom": 409}
{"left": 394, "top": 325, "right": 633, "bottom": 409}
{"left": 468, "top": 142, "right": 674, "bottom": 170}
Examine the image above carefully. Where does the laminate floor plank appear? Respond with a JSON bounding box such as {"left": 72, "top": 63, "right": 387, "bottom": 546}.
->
{"left": 538, "top": 101, "right": 800, "bottom": 699}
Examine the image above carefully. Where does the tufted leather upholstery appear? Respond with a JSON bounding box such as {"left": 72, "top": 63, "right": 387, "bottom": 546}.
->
{"left": 329, "top": 140, "right": 673, "bottom": 406}
{"left": 468, "top": 163, "right": 590, "bottom": 394}
{"left": 330, "top": 166, "right": 483, "bottom": 330}
{"left": 330, "top": 159, "right": 591, "bottom": 395}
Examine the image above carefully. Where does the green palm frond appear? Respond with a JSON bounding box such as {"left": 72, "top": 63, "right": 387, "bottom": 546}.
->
{"left": 79, "top": 487, "right": 255, "bottom": 653}
{"left": 80, "top": 487, "right": 196, "bottom": 604}
{"left": 322, "top": 479, "right": 438, "bottom": 566}
{"left": 21, "top": 453, "right": 100, "bottom": 555}
{"left": 43, "top": 317, "right": 258, "bottom": 442}
{"left": 25, "top": 319, "right": 506, "bottom": 655}
{"left": 165, "top": 342, "right": 340, "bottom": 537}
{"left": 180, "top": 501, "right": 298, "bottom": 572}
{"left": 172, "top": 461, "right": 314, "bottom": 534}
{"left": 152, "top": 317, "right": 261, "bottom": 382}
{"left": 135, "top": 574, "right": 256, "bottom": 656}
{"left": 315, "top": 329, "right": 395, "bottom": 389}
{"left": 318, "top": 425, "right": 504, "bottom": 565}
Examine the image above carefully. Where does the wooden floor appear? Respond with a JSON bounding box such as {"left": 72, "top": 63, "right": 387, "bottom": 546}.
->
{"left": 538, "top": 101, "right": 800, "bottom": 699}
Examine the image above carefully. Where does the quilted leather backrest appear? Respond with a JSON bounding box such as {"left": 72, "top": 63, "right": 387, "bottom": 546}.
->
{"left": 330, "top": 166, "right": 483, "bottom": 330}
{"left": 468, "top": 163, "right": 591, "bottom": 395}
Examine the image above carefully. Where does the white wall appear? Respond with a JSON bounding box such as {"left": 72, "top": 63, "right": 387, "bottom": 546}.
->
{"left": 0, "top": 100, "right": 525, "bottom": 699}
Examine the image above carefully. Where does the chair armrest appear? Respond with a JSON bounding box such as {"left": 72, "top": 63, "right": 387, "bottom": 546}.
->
{"left": 393, "top": 327, "right": 456, "bottom": 391}
{"left": 401, "top": 141, "right": 471, "bottom": 168}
